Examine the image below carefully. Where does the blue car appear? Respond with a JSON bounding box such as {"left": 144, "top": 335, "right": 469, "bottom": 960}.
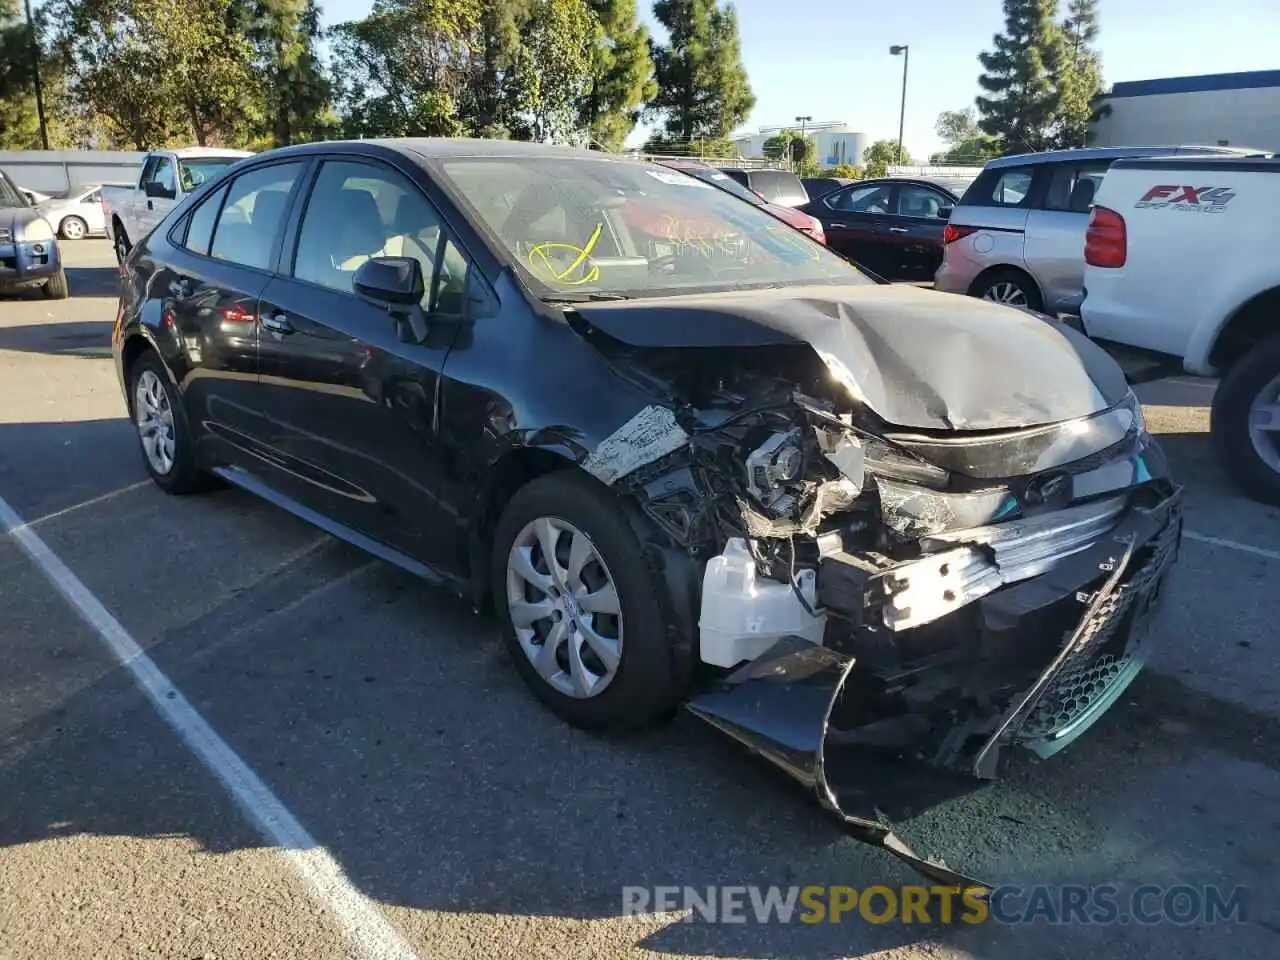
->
{"left": 1, "top": 167, "right": 69, "bottom": 299}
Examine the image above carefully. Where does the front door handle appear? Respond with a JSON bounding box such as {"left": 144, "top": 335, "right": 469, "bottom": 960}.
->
{"left": 261, "top": 311, "right": 295, "bottom": 335}
{"left": 829, "top": 222, "right": 848, "bottom": 229}
{"left": 888, "top": 226, "right": 909, "bottom": 234}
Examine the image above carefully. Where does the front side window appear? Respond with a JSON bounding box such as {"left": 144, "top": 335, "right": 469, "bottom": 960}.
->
{"left": 440, "top": 157, "right": 868, "bottom": 299}
{"left": 827, "top": 183, "right": 893, "bottom": 213}
{"left": 896, "top": 184, "right": 950, "bottom": 219}
{"left": 146, "top": 157, "right": 177, "bottom": 197}
{"left": 84, "top": 189, "right": 102, "bottom": 205}
{"left": 292, "top": 160, "right": 451, "bottom": 305}
{"left": 208, "top": 163, "right": 303, "bottom": 270}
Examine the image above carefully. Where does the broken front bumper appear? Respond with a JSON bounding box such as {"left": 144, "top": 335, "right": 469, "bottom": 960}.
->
{"left": 685, "top": 485, "right": 1183, "bottom": 888}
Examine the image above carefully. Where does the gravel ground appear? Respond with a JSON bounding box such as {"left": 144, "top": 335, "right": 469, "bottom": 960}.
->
{"left": 1, "top": 240, "right": 1277, "bottom": 960}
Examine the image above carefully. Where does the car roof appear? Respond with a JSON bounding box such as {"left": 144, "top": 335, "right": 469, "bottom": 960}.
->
{"left": 165, "top": 146, "right": 255, "bottom": 159}
{"left": 983, "top": 145, "right": 1259, "bottom": 169}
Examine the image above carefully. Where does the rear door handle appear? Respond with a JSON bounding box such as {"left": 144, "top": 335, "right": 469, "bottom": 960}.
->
{"left": 888, "top": 226, "right": 909, "bottom": 234}
{"left": 261, "top": 311, "right": 294, "bottom": 335}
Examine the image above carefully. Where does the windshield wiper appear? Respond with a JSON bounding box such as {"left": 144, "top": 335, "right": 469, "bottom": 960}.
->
{"left": 540, "top": 292, "right": 632, "bottom": 304}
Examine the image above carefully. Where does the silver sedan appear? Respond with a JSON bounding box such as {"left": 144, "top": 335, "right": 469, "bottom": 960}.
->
{"left": 35, "top": 185, "right": 108, "bottom": 240}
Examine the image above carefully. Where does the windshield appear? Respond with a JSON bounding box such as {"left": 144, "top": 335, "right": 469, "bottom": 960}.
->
{"left": 0, "top": 171, "right": 27, "bottom": 207}
{"left": 439, "top": 157, "right": 868, "bottom": 299}
{"left": 177, "top": 157, "right": 243, "bottom": 192}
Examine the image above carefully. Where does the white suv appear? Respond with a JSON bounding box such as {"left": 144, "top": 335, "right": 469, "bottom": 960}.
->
{"left": 933, "top": 145, "right": 1256, "bottom": 315}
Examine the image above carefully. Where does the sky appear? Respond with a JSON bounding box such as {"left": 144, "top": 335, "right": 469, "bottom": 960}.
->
{"left": 316, "top": 0, "right": 1280, "bottom": 158}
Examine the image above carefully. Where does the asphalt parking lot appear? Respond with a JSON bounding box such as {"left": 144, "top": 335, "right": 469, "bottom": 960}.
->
{"left": 2, "top": 240, "right": 1278, "bottom": 960}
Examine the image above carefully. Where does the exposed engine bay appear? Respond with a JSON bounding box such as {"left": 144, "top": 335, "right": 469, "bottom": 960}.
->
{"left": 575, "top": 323, "right": 1183, "bottom": 889}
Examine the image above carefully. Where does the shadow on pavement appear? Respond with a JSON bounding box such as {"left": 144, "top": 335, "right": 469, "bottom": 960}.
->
{"left": 0, "top": 265, "right": 119, "bottom": 303}
{"left": 0, "top": 319, "right": 114, "bottom": 360}
{"left": 1, "top": 418, "right": 1277, "bottom": 959}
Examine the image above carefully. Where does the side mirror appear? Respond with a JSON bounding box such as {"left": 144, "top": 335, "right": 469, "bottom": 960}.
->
{"left": 354, "top": 256, "right": 429, "bottom": 343}
{"left": 144, "top": 180, "right": 175, "bottom": 200}
{"left": 938, "top": 205, "right": 955, "bottom": 220}
{"left": 353, "top": 256, "right": 425, "bottom": 306}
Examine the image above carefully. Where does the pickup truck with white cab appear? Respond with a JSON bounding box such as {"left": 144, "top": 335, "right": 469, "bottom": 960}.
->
{"left": 102, "top": 147, "right": 252, "bottom": 262}
{"left": 1081, "top": 154, "right": 1280, "bottom": 503}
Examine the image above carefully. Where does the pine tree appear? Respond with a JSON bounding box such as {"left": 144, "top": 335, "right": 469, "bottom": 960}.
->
{"left": 579, "top": 0, "right": 655, "bottom": 150}
{"left": 1053, "top": 0, "right": 1102, "bottom": 148}
{"left": 975, "top": 0, "right": 1063, "bottom": 153}
{"left": 650, "top": 0, "right": 754, "bottom": 145}
{"left": 246, "top": 0, "right": 334, "bottom": 146}
{"left": 0, "top": 0, "right": 41, "bottom": 148}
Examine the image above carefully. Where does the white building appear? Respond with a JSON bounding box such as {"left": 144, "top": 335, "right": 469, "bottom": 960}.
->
{"left": 730, "top": 122, "right": 869, "bottom": 167}
{"left": 1091, "top": 69, "right": 1280, "bottom": 151}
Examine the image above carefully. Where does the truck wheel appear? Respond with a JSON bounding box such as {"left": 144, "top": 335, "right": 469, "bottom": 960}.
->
{"left": 1211, "top": 334, "right": 1280, "bottom": 505}
{"left": 114, "top": 227, "right": 131, "bottom": 264}
{"left": 41, "top": 269, "right": 70, "bottom": 300}
{"left": 491, "top": 471, "right": 684, "bottom": 732}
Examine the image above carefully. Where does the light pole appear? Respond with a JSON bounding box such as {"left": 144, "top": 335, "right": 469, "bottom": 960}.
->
{"left": 889, "top": 45, "right": 909, "bottom": 166}
{"left": 794, "top": 115, "right": 812, "bottom": 173}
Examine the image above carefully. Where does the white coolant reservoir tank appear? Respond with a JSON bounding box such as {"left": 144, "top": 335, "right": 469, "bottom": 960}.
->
{"left": 698, "top": 538, "right": 827, "bottom": 669}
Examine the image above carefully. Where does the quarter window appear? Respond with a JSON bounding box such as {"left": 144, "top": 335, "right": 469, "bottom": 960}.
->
{"left": 989, "top": 169, "right": 1033, "bottom": 206}
{"left": 208, "top": 162, "right": 303, "bottom": 271}
{"left": 292, "top": 160, "right": 460, "bottom": 307}
{"left": 1043, "top": 162, "right": 1110, "bottom": 212}
{"left": 182, "top": 183, "right": 229, "bottom": 256}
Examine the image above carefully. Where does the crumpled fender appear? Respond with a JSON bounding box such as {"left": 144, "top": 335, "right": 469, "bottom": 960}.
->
{"left": 685, "top": 636, "right": 993, "bottom": 892}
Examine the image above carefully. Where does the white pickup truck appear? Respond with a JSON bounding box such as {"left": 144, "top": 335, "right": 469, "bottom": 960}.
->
{"left": 1081, "top": 154, "right": 1280, "bottom": 503}
{"left": 102, "top": 146, "right": 252, "bottom": 262}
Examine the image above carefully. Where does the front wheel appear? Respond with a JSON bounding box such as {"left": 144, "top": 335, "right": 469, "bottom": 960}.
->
{"left": 1211, "top": 334, "right": 1280, "bottom": 505}
{"left": 492, "top": 471, "right": 685, "bottom": 731}
{"left": 41, "top": 269, "right": 69, "bottom": 299}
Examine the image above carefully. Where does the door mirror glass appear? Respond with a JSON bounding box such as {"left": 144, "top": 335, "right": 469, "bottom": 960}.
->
{"left": 353, "top": 256, "right": 425, "bottom": 306}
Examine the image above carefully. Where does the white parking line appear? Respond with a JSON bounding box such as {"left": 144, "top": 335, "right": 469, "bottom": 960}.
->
{"left": 24, "top": 480, "right": 152, "bottom": 527}
{"left": 1184, "top": 529, "right": 1280, "bottom": 562}
{"left": 0, "top": 492, "right": 423, "bottom": 960}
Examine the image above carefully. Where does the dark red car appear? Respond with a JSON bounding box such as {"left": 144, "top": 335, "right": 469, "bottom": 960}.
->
{"left": 658, "top": 160, "right": 827, "bottom": 245}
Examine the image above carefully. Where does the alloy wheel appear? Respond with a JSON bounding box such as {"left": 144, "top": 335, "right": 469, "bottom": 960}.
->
{"left": 134, "top": 369, "right": 176, "bottom": 475}
{"left": 62, "top": 217, "right": 86, "bottom": 240}
{"left": 1248, "top": 373, "right": 1280, "bottom": 474}
{"left": 982, "top": 281, "right": 1028, "bottom": 307}
{"left": 505, "top": 516, "right": 623, "bottom": 699}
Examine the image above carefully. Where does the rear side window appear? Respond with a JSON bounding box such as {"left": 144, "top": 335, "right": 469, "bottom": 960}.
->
{"left": 1043, "top": 162, "right": 1110, "bottom": 212}
{"left": 209, "top": 162, "right": 304, "bottom": 271}
{"left": 720, "top": 169, "right": 750, "bottom": 189}
{"left": 749, "top": 170, "right": 808, "bottom": 205}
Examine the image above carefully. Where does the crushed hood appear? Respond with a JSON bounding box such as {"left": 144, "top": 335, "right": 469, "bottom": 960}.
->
{"left": 571, "top": 284, "right": 1129, "bottom": 431}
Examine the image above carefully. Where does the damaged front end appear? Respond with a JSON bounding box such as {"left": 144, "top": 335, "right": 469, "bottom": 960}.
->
{"left": 582, "top": 339, "right": 1183, "bottom": 889}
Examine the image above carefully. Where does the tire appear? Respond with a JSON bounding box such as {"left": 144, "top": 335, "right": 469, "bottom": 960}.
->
{"left": 1210, "top": 334, "right": 1280, "bottom": 505}
{"left": 973, "top": 268, "right": 1044, "bottom": 313}
{"left": 127, "top": 350, "right": 215, "bottom": 495}
{"left": 113, "top": 225, "right": 131, "bottom": 264}
{"left": 58, "top": 216, "right": 88, "bottom": 240}
{"left": 491, "top": 470, "right": 684, "bottom": 732}
{"left": 41, "top": 269, "right": 69, "bottom": 300}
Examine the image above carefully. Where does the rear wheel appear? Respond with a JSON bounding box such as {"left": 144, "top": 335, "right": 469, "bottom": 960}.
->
{"left": 58, "top": 216, "right": 87, "bottom": 240}
{"left": 1211, "top": 334, "right": 1280, "bottom": 505}
{"left": 974, "top": 268, "right": 1044, "bottom": 313}
{"left": 128, "top": 351, "right": 215, "bottom": 495}
{"left": 492, "top": 471, "right": 684, "bottom": 732}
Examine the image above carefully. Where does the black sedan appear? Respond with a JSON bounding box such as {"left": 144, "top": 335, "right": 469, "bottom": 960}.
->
{"left": 798, "top": 176, "right": 958, "bottom": 282}
{"left": 112, "top": 138, "right": 1182, "bottom": 886}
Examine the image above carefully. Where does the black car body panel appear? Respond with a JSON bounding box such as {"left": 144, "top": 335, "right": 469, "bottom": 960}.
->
{"left": 110, "top": 138, "right": 1182, "bottom": 887}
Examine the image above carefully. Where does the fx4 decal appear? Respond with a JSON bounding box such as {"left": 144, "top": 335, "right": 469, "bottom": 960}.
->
{"left": 1135, "top": 185, "right": 1236, "bottom": 212}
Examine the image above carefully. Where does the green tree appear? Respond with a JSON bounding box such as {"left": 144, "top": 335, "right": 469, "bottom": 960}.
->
{"left": 822, "top": 162, "right": 861, "bottom": 179}
{"left": 468, "top": 0, "right": 528, "bottom": 139}
{"left": 862, "top": 138, "right": 909, "bottom": 177}
{"left": 241, "top": 0, "right": 334, "bottom": 146}
{"left": 1051, "top": 0, "right": 1102, "bottom": 148}
{"left": 579, "top": 0, "right": 655, "bottom": 150}
{"left": 762, "top": 127, "right": 814, "bottom": 168}
{"left": 0, "top": 0, "right": 41, "bottom": 148}
{"left": 329, "top": 0, "right": 481, "bottom": 138}
{"left": 649, "top": 0, "right": 754, "bottom": 143}
{"left": 931, "top": 107, "right": 1003, "bottom": 163}
{"left": 975, "top": 0, "right": 1062, "bottom": 153}
{"left": 505, "top": 0, "right": 597, "bottom": 142}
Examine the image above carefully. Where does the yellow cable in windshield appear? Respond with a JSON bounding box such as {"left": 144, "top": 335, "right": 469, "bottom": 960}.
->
{"left": 528, "top": 222, "right": 604, "bottom": 286}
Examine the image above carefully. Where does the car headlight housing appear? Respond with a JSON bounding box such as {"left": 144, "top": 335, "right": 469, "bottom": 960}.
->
{"left": 21, "top": 217, "right": 55, "bottom": 242}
